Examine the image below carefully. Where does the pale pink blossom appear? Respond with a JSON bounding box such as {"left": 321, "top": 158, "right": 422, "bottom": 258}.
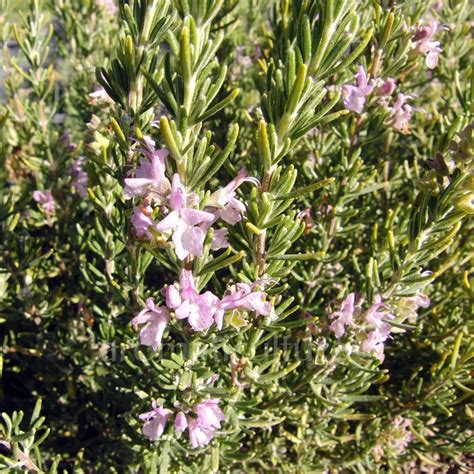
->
{"left": 329, "top": 293, "right": 358, "bottom": 338}
{"left": 131, "top": 206, "right": 158, "bottom": 239}
{"left": 207, "top": 168, "right": 259, "bottom": 225}
{"left": 361, "top": 329, "right": 388, "bottom": 362}
{"left": 187, "top": 399, "right": 225, "bottom": 448}
{"left": 169, "top": 399, "right": 225, "bottom": 448}
{"left": 188, "top": 420, "right": 214, "bottom": 448}
{"left": 211, "top": 228, "right": 229, "bottom": 251}
{"left": 361, "top": 295, "right": 395, "bottom": 362}
{"left": 342, "top": 66, "right": 374, "bottom": 113}
{"left": 132, "top": 298, "right": 169, "bottom": 351}
{"left": 218, "top": 282, "right": 273, "bottom": 326}
{"left": 194, "top": 399, "right": 225, "bottom": 430}
{"left": 389, "top": 94, "right": 413, "bottom": 134}
{"left": 412, "top": 20, "right": 445, "bottom": 69}
{"left": 411, "top": 293, "right": 430, "bottom": 309}
{"left": 33, "top": 190, "right": 56, "bottom": 214}
{"left": 139, "top": 402, "right": 172, "bottom": 441}
{"left": 124, "top": 149, "right": 170, "bottom": 201}
{"left": 156, "top": 174, "right": 215, "bottom": 260}
{"left": 374, "top": 78, "right": 396, "bottom": 97}
{"left": 175, "top": 412, "right": 188, "bottom": 433}
{"left": 164, "top": 269, "right": 220, "bottom": 331}
{"left": 364, "top": 295, "right": 394, "bottom": 336}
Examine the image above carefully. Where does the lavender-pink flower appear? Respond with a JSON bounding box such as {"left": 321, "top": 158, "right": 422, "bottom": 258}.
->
{"left": 219, "top": 282, "right": 273, "bottom": 319}
{"left": 341, "top": 66, "right": 374, "bottom": 113}
{"left": 389, "top": 94, "right": 413, "bottom": 134}
{"left": 174, "top": 411, "right": 188, "bottom": 433}
{"left": 33, "top": 190, "right": 56, "bottom": 214}
{"left": 132, "top": 298, "right": 169, "bottom": 351}
{"left": 328, "top": 293, "right": 357, "bottom": 338}
{"left": 156, "top": 174, "right": 215, "bottom": 260}
{"left": 124, "top": 148, "right": 170, "bottom": 201}
{"left": 412, "top": 20, "right": 444, "bottom": 69}
{"left": 164, "top": 269, "right": 220, "bottom": 331}
{"left": 131, "top": 205, "right": 158, "bottom": 239}
{"left": 206, "top": 168, "right": 259, "bottom": 225}
{"left": 139, "top": 402, "right": 172, "bottom": 441}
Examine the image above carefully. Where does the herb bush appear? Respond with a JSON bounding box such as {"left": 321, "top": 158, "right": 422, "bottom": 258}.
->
{"left": 0, "top": 0, "right": 473, "bottom": 472}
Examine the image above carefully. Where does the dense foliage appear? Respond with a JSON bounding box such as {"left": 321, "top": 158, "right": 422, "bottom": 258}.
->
{"left": 0, "top": 0, "right": 472, "bottom": 472}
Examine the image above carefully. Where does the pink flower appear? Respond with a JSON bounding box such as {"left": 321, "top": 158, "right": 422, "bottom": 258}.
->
{"left": 375, "top": 78, "right": 396, "bottom": 97}
{"left": 131, "top": 206, "right": 158, "bottom": 239}
{"left": 364, "top": 295, "right": 394, "bottom": 337}
{"left": 132, "top": 298, "right": 169, "bottom": 351}
{"left": 218, "top": 282, "right": 273, "bottom": 328}
{"left": 194, "top": 399, "right": 225, "bottom": 430}
{"left": 211, "top": 228, "right": 229, "bottom": 251}
{"left": 164, "top": 270, "right": 220, "bottom": 331}
{"left": 33, "top": 190, "right": 56, "bottom": 214}
{"left": 188, "top": 420, "right": 214, "bottom": 448}
{"left": 389, "top": 94, "right": 413, "bottom": 134}
{"left": 175, "top": 412, "right": 188, "bottom": 433}
{"left": 360, "top": 295, "right": 395, "bottom": 362}
{"left": 411, "top": 293, "right": 430, "bottom": 309}
{"left": 412, "top": 20, "right": 444, "bottom": 69}
{"left": 207, "top": 169, "right": 259, "bottom": 225}
{"left": 156, "top": 174, "right": 215, "bottom": 260}
{"left": 329, "top": 293, "right": 357, "bottom": 338}
{"left": 361, "top": 329, "right": 388, "bottom": 362}
{"left": 139, "top": 402, "right": 172, "bottom": 441}
{"left": 169, "top": 399, "right": 225, "bottom": 448}
{"left": 71, "top": 158, "right": 88, "bottom": 197}
{"left": 124, "top": 149, "right": 170, "bottom": 201}
{"left": 342, "top": 66, "right": 374, "bottom": 113}
{"left": 187, "top": 399, "right": 225, "bottom": 448}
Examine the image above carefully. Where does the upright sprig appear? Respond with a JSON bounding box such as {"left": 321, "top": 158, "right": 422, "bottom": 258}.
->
{"left": 150, "top": 0, "right": 239, "bottom": 182}
{"left": 98, "top": 0, "right": 176, "bottom": 129}
{"left": 247, "top": 0, "right": 372, "bottom": 279}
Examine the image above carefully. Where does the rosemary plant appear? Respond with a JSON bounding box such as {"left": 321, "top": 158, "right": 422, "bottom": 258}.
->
{"left": 0, "top": 0, "right": 472, "bottom": 471}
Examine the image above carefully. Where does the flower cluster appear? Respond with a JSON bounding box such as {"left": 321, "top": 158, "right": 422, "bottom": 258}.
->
{"left": 341, "top": 66, "right": 395, "bottom": 114}
{"left": 412, "top": 20, "right": 445, "bottom": 69}
{"left": 360, "top": 295, "right": 395, "bottom": 362}
{"left": 341, "top": 65, "right": 431, "bottom": 134}
{"left": 132, "top": 269, "right": 272, "bottom": 349}
{"left": 388, "top": 93, "right": 414, "bottom": 135}
{"left": 140, "top": 399, "right": 225, "bottom": 448}
{"left": 124, "top": 140, "right": 257, "bottom": 260}
{"left": 33, "top": 190, "right": 56, "bottom": 214}
{"left": 132, "top": 298, "right": 169, "bottom": 351}
{"left": 328, "top": 293, "right": 430, "bottom": 362}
